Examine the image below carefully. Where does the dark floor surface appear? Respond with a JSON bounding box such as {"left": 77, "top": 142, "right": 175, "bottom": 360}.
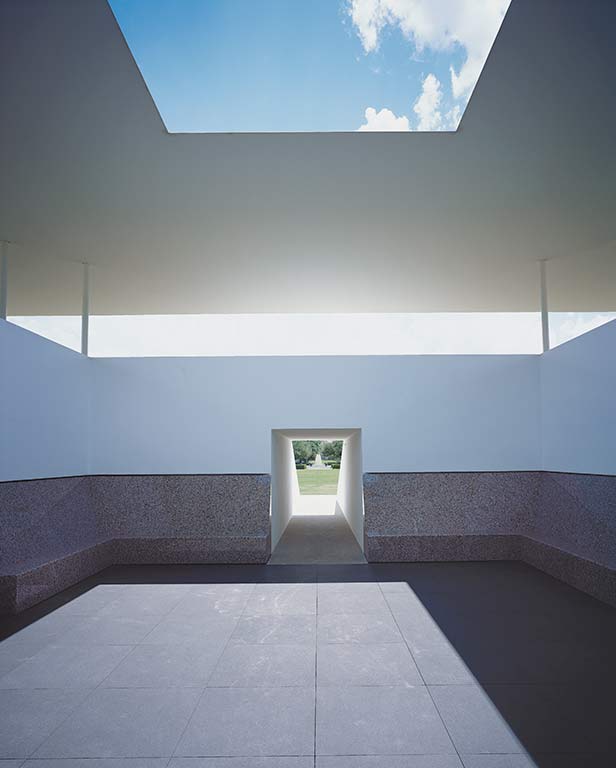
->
{"left": 1, "top": 561, "right": 616, "bottom": 767}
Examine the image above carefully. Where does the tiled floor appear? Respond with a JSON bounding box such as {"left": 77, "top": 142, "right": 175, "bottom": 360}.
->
{"left": 1, "top": 562, "right": 616, "bottom": 767}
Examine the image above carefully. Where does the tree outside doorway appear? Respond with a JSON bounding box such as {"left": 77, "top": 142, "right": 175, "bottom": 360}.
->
{"left": 293, "top": 440, "right": 343, "bottom": 495}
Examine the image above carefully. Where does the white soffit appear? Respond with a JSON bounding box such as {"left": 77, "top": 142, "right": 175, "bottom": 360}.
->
{"left": 0, "top": 0, "right": 614, "bottom": 315}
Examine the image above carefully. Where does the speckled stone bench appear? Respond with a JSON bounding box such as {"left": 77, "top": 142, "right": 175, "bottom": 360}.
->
{"left": 363, "top": 471, "right": 616, "bottom": 607}
{"left": 2, "top": 470, "right": 615, "bottom": 613}
{"left": 0, "top": 474, "right": 271, "bottom": 613}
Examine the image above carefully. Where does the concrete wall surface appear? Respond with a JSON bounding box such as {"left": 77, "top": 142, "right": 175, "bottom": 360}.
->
{"left": 88, "top": 353, "right": 540, "bottom": 476}
{"left": 4, "top": 317, "right": 615, "bottom": 480}
{"left": 541, "top": 319, "right": 616, "bottom": 475}
{"left": 0, "top": 320, "right": 90, "bottom": 481}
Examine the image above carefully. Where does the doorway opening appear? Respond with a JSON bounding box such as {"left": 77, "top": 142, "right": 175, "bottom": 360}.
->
{"left": 270, "top": 428, "right": 365, "bottom": 565}
{"left": 292, "top": 438, "right": 342, "bottom": 517}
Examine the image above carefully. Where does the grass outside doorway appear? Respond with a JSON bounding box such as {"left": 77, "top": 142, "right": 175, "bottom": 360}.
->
{"left": 297, "top": 468, "right": 340, "bottom": 495}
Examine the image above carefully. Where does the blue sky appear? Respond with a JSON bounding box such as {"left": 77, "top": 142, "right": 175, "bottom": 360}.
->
{"left": 108, "top": 0, "right": 511, "bottom": 132}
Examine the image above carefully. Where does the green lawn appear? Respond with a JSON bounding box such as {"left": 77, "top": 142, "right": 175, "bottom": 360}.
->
{"left": 297, "top": 468, "right": 340, "bottom": 495}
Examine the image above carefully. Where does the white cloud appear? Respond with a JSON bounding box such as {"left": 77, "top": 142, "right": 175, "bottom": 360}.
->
{"left": 358, "top": 74, "right": 461, "bottom": 132}
{"left": 413, "top": 73, "right": 443, "bottom": 130}
{"left": 357, "top": 106, "right": 410, "bottom": 131}
{"left": 349, "top": 0, "right": 510, "bottom": 99}
{"left": 446, "top": 103, "right": 462, "bottom": 130}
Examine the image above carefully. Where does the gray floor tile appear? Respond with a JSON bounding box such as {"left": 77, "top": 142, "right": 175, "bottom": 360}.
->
{"left": 460, "top": 757, "right": 535, "bottom": 767}
{"left": 168, "top": 592, "right": 252, "bottom": 619}
{"left": 34, "top": 687, "right": 202, "bottom": 758}
{"left": 54, "top": 616, "right": 162, "bottom": 646}
{"left": 230, "top": 616, "right": 316, "bottom": 645}
{"left": 96, "top": 589, "right": 188, "bottom": 618}
{"left": 189, "top": 583, "right": 255, "bottom": 598}
{"left": 208, "top": 644, "right": 315, "bottom": 688}
{"left": 127, "top": 585, "right": 193, "bottom": 596}
{"left": 316, "top": 686, "right": 455, "bottom": 755}
{"left": 141, "top": 615, "right": 238, "bottom": 647}
{"left": 0, "top": 761, "right": 25, "bottom": 768}
{"left": 173, "top": 594, "right": 249, "bottom": 615}
{"left": 51, "top": 587, "right": 129, "bottom": 616}
{"left": 378, "top": 581, "right": 421, "bottom": 594}
{"left": 317, "top": 586, "right": 389, "bottom": 615}
{"left": 101, "top": 644, "right": 225, "bottom": 688}
{"left": 1, "top": 614, "right": 86, "bottom": 647}
{"left": 22, "top": 760, "right": 169, "bottom": 768}
{"left": 243, "top": 584, "right": 317, "bottom": 616}
{"left": 0, "top": 641, "right": 50, "bottom": 678}
{"left": 393, "top": 612, "right": 450, "bottom": 653}
{"left": 317, "top": 582, "right": 382, "bottom": 597}
{"left": 0, "top": 689, "right": 88, "bottom": 758}
{"left": 317, "top": 758, "right": 463, "bottom": 767}
{"left": 412, "top": 643, "right": 476, "bottom": 685}
{"left": 170, "top": 758, "right": 313, "bottom": 767}
{"left": 317, "top": 613, "right": 402, "bottom": 644}
{"left": 175, "top": 687, "right": 315, "bottom": 757}
{"left": 317, "top": 643, "right": 422, "bottom": 686}
{"left": 383, "top": 591, "right": 434, "bottom": 617}
{"left": 429, "top": 685, "right": 524, "bottom": 755}
{"left": 0, "top": 644, "right": 132, "bottom": 689}
{"left": 105, "top": 585, "right": 191, "bottom": 602}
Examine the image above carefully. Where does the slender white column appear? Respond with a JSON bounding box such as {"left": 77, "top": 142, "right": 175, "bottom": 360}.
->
{"left": 81, "top": 262, "right": 91, "bottom": 356}
{"left": 0, "top": 241, "right": 8, "bottom": 321}
{"left": 539, "top": 259, "right": 550, "bottom": 353}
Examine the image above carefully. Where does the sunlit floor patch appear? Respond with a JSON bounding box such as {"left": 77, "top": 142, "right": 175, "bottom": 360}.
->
{"left": 293, "top": 495, "right": 337, "bottom": 517}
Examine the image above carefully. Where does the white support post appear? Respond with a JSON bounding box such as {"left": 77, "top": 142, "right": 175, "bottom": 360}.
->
{"left": 539, "top": 259, "right": 550, "bottom": 353}
{"left": 81, "top": 262, "right": 91, "bottom": 356}
{"left": 0, "top": 240, "right": 8, "bottom": 321}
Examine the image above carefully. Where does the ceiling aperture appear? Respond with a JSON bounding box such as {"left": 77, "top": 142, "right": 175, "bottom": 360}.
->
{"left": 108, "top": 0, "right": 511, "bottom": 133}
{"left": 0, "top": 0, "right": 614, "bottom": 317}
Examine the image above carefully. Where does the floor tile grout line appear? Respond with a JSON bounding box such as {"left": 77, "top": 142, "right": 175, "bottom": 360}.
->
{"left": 135, "top": 585, "right": 209, "bottom": 644}
{"left": 377, "top": 579, "right": 465, "bottom": 766}
{"left": 313, "top": 583, "right": 319, "bottom": 768}
{"left": 68, "top": 585, "right": 195, "bottom": 691}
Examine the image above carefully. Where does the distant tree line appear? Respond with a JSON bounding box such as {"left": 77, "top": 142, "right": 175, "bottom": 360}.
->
{"left": 293, "top": 440, "right": 343, "bottom": 464}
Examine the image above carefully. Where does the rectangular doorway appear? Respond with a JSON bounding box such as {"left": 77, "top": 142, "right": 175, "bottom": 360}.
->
{"left": 270, "top": 428, "right": 365, "bottom": 565}
{"left": 293, "top": 438, "right": 342, "bottom": 517}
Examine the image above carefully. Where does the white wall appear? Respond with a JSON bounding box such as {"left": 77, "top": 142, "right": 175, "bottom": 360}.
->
{"left": 4, "top": 317, "right": 616, "bottom": 483}
{"left": 0, "top": 323, "right": 545, "bottom": 481}
{"left": 541, "top": 319, "right": 616, "bottom": 475}
{"left": 270, "top": 432, "right": 297, "bottom": 549}
{"left": 336, "top": 431, "right": 364, "bottom": 548}
{"left": 0, "top": 320, "right": 90, "bottom": 481}
{"left": 89, "top": 355, "right": 541, "bottom": 475}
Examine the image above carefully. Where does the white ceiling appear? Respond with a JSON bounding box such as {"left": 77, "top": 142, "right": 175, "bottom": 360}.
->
{"left": 0, "top": 0, "right": 614, "bottom": 315}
